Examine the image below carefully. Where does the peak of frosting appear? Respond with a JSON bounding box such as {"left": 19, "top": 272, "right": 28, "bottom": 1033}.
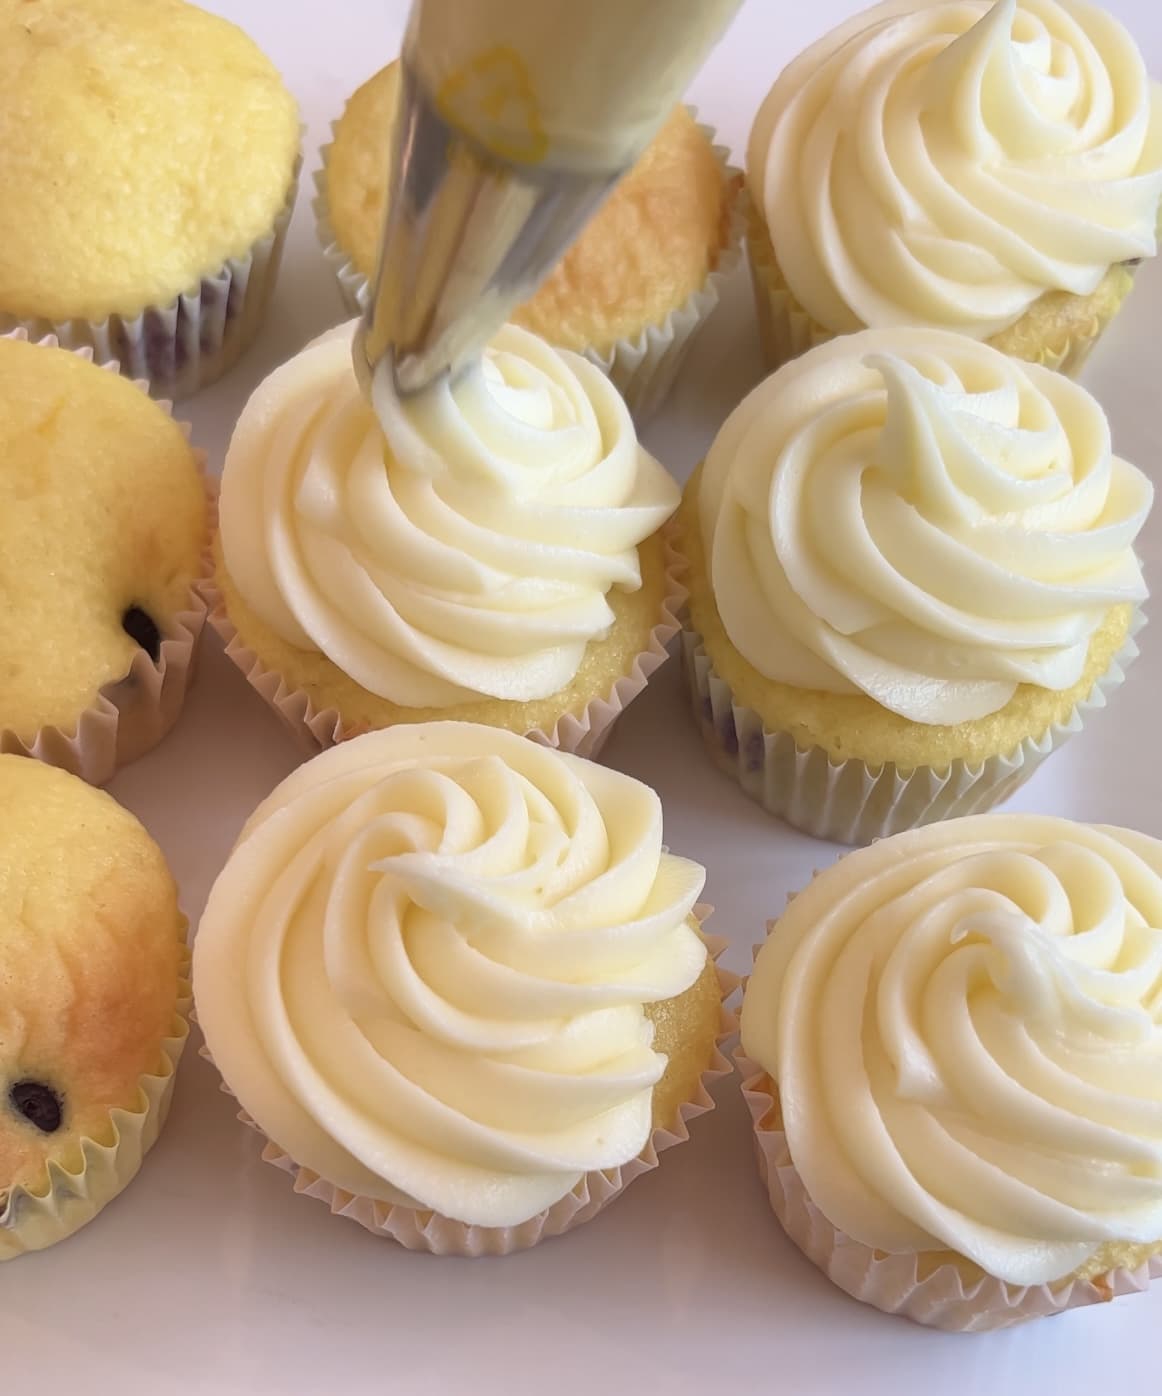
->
{"left": 218, "top": 321, "right": 678, "bottom": 707}
{"left": 748, "top": 0, "right": 1162, "bottom": 335}
{"left": 697, "top": 327, "right": 1151, "bottom": 724}
{"left": 740, "top": 813, "right": 1162, "bottom": 1285}
{"left": 192, "top": 722, "right": 707, "bottom": 1228}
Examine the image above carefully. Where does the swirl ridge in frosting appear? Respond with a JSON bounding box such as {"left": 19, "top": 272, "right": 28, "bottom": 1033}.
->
{"left": 193, "top": 722, "right": 708, "bottom": 1227}
{"left": 741, "top": 813, "right": 1162, "bottom": 1285}
{"left": 219, "top": 321, "right": 679, "bottom": 707}
{"left": 697, "top": 327, "right": 1151, "bottom": 724}
{"left": 748, "top": 0, "right": 1162, "bottom": 336}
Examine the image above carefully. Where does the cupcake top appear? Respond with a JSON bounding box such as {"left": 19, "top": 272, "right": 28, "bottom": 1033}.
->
{"left": 0, "top": 0, "right": 299, "bottom": 322}
{"left": 0, "top": 336, "right": 207, "bottom": 738}
{"left": 0, "top": 755, "right": 183, "bottom": 1195}
{"left": 747, "top": 0, "right": 1162, "bottom": 337}
{"left": 193, "top": 722, "right": 708, "bottom": 1228}
{"left": 695, "top": 327, "right": 1152, "bottom": 725}
{"left": 325, "top": 64, "right": 732, "bottom": 351}
{"left": 741, "top": 813, "right": 1162, "bottom": 1286}
{"left": 218, "top": 320, "right": 678, "bottom": 707}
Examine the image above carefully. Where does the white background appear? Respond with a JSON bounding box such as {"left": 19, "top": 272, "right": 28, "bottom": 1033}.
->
{"left": 4, "top": 2, "right": 1162, "bottom": 1391}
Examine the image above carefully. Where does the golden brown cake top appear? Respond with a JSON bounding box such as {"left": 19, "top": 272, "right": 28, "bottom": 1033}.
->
{"left": 0, "top": 755, "right": 183, "bottom": 1194}
{"left": 325, "top": 63, "right": 731, "bottom": 352}
{"left": 0, "top": 0, "right": 299, "bottom": 321}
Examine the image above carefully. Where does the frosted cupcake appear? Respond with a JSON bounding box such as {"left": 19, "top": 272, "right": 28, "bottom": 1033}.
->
{"left": 316, "top": 63, "right": 742, "bottom": 417}
{"left": 209, "top": 320, "right": 683, "bottom": 758}
{"left": 193, "top": 721, "right": 732, "bottom": 1255}
{"left": 746, "top": 0, "right": 1162, "bottom": 374}
{"left": 676, "top": 328, "right": 1151, "bottom": 843}
{"left": 0, "top": 0, "right": 300, "bottom": 396}
{"left": 738, "top": 814, "right": 1162, "bottom": 1330}
{"left": 1, "top": 756, "right": 189, "bottom": 1260}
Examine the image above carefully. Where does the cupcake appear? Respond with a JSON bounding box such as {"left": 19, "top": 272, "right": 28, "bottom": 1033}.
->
{"left": 746, "top": 0, "right": 1162, "bottom": 375}
{"left": 676, "top": 328, "right": 1152, "bottom": 844}
{"left": 0, "top": 0, "right": 300, "bottom": 397}
{"left": 193, "top": 721, "right": 733, "bottom": 1255}
{"left": 0, "top": 755, "right": 190, "bottom": 1260}
{"left": 208, "top": 319, "right": 683, "bottom": 759}
{"left": 315, "top": 63, "right": 742, "bottom": 417}
{"left": 0, "top": 333, "right": 209, "bottom": 785}
{"left": 738, "top": 813, "right": 1162, "bottom": 1330}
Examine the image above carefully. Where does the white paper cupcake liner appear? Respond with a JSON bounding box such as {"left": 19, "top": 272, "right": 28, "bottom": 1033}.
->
{"left": 735, "top": 1054, "right": 1162, "bottom": 1331}
{"left": 202, "top": 923, "right": 737, "bottom": 1256}
{"left": 744, "top": 191, "right": 831, "bottom": 374}
{"left": 1, "top": 161, "right": 300, "bottom": 400}
{"left": 312, "top": 112, "right": 743, "bottom": 421}
{"left": 680, "top": 613, "right": 1143, "bottom": 846}
{"left": 203, "top": 528, "right": 685, "bottom": 762}
{"left": 0, "top": 330, "right": 212, "bottom": 786}
{"left": 0, "top": 947, "right": 191, "bottom": 1261}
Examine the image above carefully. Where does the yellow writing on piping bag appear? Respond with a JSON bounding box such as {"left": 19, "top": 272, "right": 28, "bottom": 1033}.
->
{"left": 435, "top": 47, "right": 549, "bottom": 164}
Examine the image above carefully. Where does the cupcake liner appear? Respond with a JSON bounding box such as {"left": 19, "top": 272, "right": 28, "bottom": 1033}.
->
{"left": 744, "top": 192, "right": 831, "bottom": 375}
{"left": 202, "top": 526, "right": 686, "bottom": 762}
{"left": 0, "top": 330, "right": 212, "bottom": 787}
{"left": 0, "top": 946, "right": 192, "bottom": 1261}
{"left": 0, "top": 160, "right": 300, "bottom": 400}
{"left": 680, "top": 612, "right": 1143, "bottom": 846}
{"left": 736, "top": 1055, "right": 1162, "bottom": 1331}
{"left": 745, "top": 194, "right": 1137, "bottom": 378}
{"left": 202, "top": 921, "right": 738, "bottom": 1256}
{"left": 313, "top": 112, "right": 744, "bottom": 420}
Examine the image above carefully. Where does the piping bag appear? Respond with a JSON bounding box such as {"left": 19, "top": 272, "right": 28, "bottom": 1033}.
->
{"left": 353, "top": 0, "right": 742, "bottom": 410}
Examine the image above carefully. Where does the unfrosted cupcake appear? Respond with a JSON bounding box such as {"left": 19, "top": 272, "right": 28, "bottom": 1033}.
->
{"left": 0, "top": 333, "right": 209, "bottom": 785}
{"left": 1, "top": 756, "right": 189, "bottom": 1260}
{"left": 676, "top": 327, "right": 1151, "bottom": 843}
{"left": 738, "top": 813, "right": 1162, "bottom": 1330}
{"left": 316, "top": 62, "right": 742, "bottom": 417}
{"left": 193, "top": 721, "right": 733, "bottom": 1255}
{"left": 209, "top": 319, "right": 683, "bottom": 758}
{"left": 746, "top": 0, "right": 1162, "bottom": 375}
{"left": 0, "top": 0, "right": 300, "bottom": 396}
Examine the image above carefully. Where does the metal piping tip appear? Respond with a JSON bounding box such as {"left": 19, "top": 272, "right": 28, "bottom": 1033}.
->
{"left": 354, "top": 59, "right": 621, "bottom": 399}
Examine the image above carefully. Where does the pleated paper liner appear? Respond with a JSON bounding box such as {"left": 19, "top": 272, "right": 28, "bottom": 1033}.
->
{"left": 202, "top": 923, "right": 738, "bottom": 1257}
{"left": 0, "top": 329, "right": 212, "bottom": 787}
{"left": 202, "top": 526, "right": 687, "bottom": 762}
{"left": 744, "top": 191, "right": 1138, "bottom": 379}
{"left": 0, "top": 159, "right": 301, "bottom": 400}
{"left": 735, "top": 1053, "right": 1162, "bottom": 1332}
{"left": 312, "top": 111, "right": 745, "bottom": 421}
{"left": 680, "top": 612, "right": 1143, "bottom": 846}
{"left": 0, "top": 945, "right": 192, "bottom": 1261}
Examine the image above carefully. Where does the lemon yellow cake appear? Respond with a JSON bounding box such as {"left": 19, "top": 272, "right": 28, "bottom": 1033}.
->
{"left": 745, "top": 0, "right": 1162, "bottom": 375}
{"left": 0, "top": 0, "right": 301, "bottom": 395}
{"left": 678, "top": 328, "right": 1152, "bottom": 843}
{"left": 739, "top": 814, "right": 1162, "bottom": 1329}
{"left": 211, "top": 319, "right": 682, "bottom": 758}
{"left": 0, "top": 755, "right": 189, "bottom": 1259}
{"left": 194, "top": 722, "right": 729, "bottom": 1253}
{"left": 0, "top": 335, "right": 208, "bottom": 783}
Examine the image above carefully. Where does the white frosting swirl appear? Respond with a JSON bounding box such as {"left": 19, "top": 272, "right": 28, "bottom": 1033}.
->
{"left": 741, "top": 814, "right": 1162, "bottom": 1286}
{"left": 698, "top": 328, "right": 1151, "bottom": 724}
{"left": 192, "top": 722, "right": 707, "bottom": 1228}
{"left": 219, "top": 321, "right": 678, "bottom": 706}
{"left": 748, "top": 0, "right": 1162, "bottom": 336}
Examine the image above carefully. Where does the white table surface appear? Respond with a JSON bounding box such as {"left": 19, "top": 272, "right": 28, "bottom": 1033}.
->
{"left": 4, "top": 1, "right": 1162, "bottom": 1391}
